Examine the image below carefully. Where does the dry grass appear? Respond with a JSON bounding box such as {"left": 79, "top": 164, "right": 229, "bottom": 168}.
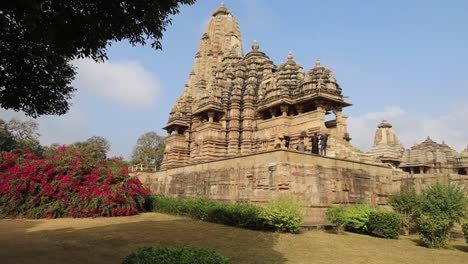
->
{"left": 0, "top": 213, "right": 466, "bottom": 264}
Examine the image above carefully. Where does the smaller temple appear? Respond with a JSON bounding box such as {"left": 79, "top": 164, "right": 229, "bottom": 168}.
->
{"left": 455, "top": 146, "right": 468, "bottom": 175}
{"left": 399, "top": 137, "right": 460, "bottom": 175}
{"left": 368, "top": 120, "right": 405, "bottom": 167}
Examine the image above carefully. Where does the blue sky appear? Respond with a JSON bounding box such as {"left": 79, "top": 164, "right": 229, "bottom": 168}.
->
{"left": 1, "top": 0, "right": 468, "bottom": 158}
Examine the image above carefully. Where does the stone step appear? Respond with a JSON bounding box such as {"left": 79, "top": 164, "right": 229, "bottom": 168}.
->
{"left": 302, "top": 222, "right": 335, "bottom": 231}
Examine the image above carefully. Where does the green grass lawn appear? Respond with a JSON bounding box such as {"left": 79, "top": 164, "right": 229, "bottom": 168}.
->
{"left": 0, "top": 213, "right": 466, "bottom": 264}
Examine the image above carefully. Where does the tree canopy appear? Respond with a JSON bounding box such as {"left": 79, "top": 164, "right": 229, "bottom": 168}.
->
{"left": 131, "top": 131, "right": 165, "bottom": 170}
{"left": 0, "top": 118, "right": 42, "bottom": 154}
{"left": 0, "top": 0, "right": 195, "bottom": 117}
{"left": 44, "top": 136, "right": 111, "bottom": 161}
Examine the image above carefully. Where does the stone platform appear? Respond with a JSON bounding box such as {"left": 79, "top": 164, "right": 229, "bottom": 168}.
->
{"left": 138, "top": 150, "right": 404, "bottom": 222}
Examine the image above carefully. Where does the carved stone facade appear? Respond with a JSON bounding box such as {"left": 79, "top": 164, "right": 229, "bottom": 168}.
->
{"left": 368, "top": 120, "right": 405, "bottom": 167}
{"left": 161, "top": 3, "right": 378, "bottom": 170}
{"left": 144, "top": 150, "right": 405, "bottom": 222}
{"left": 369, "top": 121, "right": 468, "bottom": 176}
{"left": 150, "top": 4, "right": 468, "bottom": 222}
{"left": 400, "top": 137, "right": 464, "bottom": 175}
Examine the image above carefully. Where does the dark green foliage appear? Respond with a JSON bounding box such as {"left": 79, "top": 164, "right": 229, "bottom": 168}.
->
{"left": 325, "top": 203, "right": 404, "bottom": 239}
{"left": 122, "top": 246, "right": 229, "bottom": 264}
{"left": 417, "top": 184, "right": 467, "bottom": 248}
{"left": 1, "top": 0, "right": 196, "bottom": 116}
{"left": 462, "top": 221, "right": 468, "bottom": 243}
{"left": 417, "top": 215, "right": 452, "bottom": 248}
{"left": 419, "top": 184, "right": 466, "bottom": 224}
{"left": 368, "top": 211, "right": 402, "bottom": 239}
{"left": 207, "top": 203, "right": 264, "bottom": 229}
{"left": 325, "top": 206, "right": 349, "bottom": 233}
{"left": 344, "top": 204, "right": 379, "bottom": 233}
{"left": 149, "top": 196, "right": 263, "bottom": 230}
{"left": 387, "top": 189, "right": 421, "bottom": 235}
{"left": 148, "top": 195, "right": 304, "bottom": 233}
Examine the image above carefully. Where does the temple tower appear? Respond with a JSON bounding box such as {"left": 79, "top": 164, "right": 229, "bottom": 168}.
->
{"left": 162, "top": 3, "right": 243, "bottom": 169}
{"left": 161, "top": 3, "right": 384, "bottom": 170}
{"left": 368, "top": 120, "right": 405, "bottom": 166}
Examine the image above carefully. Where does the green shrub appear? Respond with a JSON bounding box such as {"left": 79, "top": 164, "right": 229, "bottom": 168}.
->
{"left": 416, "top": 184, "right": 467, "bottom": 248}
{"left": 420, "top": 184, "right": 467, "bottom": 224}
{"left": 344, "top": 204, "right": 379, "bottom": 233}
{"left": 259, "top": 197, "right": 304, "bottom": 233}
{"left": 325, "top": 206, "right": 348, "bottom": 233}
{"left": 387, "top": 189, "right": 421, "bottom": 235}
{"left": 122, "top": 246, "right": 229, "bottom": 264}
{"left": 462, "top": 221, "right": 468, "bottom": 243}
{"left": 149, "top": 195, "right": 302, "bottom": 233}
{"left": 148, "top": 195, "right": 183, "bottom": 215}
{"left": 184, "top": 198, "right": 219, "bottom": 221}
{"left": 368, "top": 211, "right": 402, "bottom": 239}
{"left": 417, "top": 215, "right": 452, "bottom": 248}
{"left": 207, "top": 203, "right": 263, "bottom": 229}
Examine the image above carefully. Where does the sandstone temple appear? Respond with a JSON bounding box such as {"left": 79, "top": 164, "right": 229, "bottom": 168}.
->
{"left": 142, "top": 4, "right": 467, "bottom": 222}
{"left": 161, "top": 3, "right": 373, "bottom": 170}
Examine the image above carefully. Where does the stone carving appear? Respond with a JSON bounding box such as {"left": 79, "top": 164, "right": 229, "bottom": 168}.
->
{"left": 139, "top": 4, "right": 468, "bottom": 222}
{"left": 400, "top": 136, "right": 463, "bottom": 175}
{"left": 368, "top": 121, "right": 468, "bottom": 176}
{"left": 368, "top": 120, "right": 405, "bottom": 166}
{"left": 161, "top": 3, "right": 375, "bottom": 170}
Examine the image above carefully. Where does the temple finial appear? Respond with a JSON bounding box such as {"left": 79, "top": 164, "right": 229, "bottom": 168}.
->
{"left": 315, "top": 58, "right": 321, "bottom": 67}
{"left": 252, "top": 40, "right": 259, "bottom": 51}
{"left": 287, "top": 51, "right": 293, "bottom": 60}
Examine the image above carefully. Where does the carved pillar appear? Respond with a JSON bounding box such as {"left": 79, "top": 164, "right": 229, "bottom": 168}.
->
{"left": 296, "top": 104, "right": 304, "bottom": 114}
{"left": 228, "top": 89, "right": 241, "bottom": 156}
{"left": 241, "top": 92, "right": 255, "bottom": 155}
{"left": 280, "top": 105, "right": 289, "bottom": 117}
{"left": 269, "top": 108, "right": 277, "bottom": 118}
{"left": 334, "top": 106, "right": 346, "bottom": 139}
{"left": 316, "top": 101, "right": 327, "bottom": 132}
{"left": 208, "top": 111, "right": 215, "bottom": 123}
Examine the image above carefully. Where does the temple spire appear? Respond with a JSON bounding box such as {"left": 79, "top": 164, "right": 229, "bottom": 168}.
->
{"left": 252, "top": 40, "right": 259, "bottom": 51}
{"left": 315, "top": 58, "right": 321, "bottom": 67}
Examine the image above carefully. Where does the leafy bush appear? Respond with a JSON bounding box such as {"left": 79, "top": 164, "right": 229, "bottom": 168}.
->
{"left": 0, "top": 148, "right": 150, "bottom": 218}
{"left": 388, "top": 189, "right": 421, "bottom": 235}
{"left": 122, "top": 246, "right": 229, "bottom": 264}
{"left": 149, "top": 195, "right": 303, "bottom": 233}
{"left": 419, "top": 184, "right": 467, "bottom": 224}
{"left": 325, "top": 206, "right": 348, "bottom": 233}
{"left": 462, "top": 221, "right": 468, "bottom": 243}
{"left": 417, "top": 215, "right": 452, "bottom": 248}
{"left": 417, "top": 184, "right": 467, "bottom": 248}
{"left": 344, "top": 204, "right": 379, "bottom": 233}
{"left": 368, "top": 211, "right": 402, "bottom": 239}
{"left": 259, "top": 197, "right": 304, "bottom": 233}
{"left": 207, "top": 203, "right": 263, "bottom": 229}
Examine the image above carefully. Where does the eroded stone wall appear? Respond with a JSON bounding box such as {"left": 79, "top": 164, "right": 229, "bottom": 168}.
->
{"left": 139, "top": 150, "right": 406, "bottom": 222}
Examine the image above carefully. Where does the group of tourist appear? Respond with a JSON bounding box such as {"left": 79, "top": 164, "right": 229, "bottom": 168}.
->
{"left": 281, "top": 133, "right": 328, "bottom": 156}
{"left": 310, "top": 133, "right": 328, "bottom": 156}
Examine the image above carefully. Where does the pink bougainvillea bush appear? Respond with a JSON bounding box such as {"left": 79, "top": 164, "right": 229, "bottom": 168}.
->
{"left": 0, "top": 147, "right": 150, "bottom": 218}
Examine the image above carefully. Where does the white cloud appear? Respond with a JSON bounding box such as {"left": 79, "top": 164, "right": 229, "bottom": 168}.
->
{"left": 73, "top": 59, "right": 159, "bottom": 108}
{"left": 348, "top": 105, "right": 468, "bottom": 152}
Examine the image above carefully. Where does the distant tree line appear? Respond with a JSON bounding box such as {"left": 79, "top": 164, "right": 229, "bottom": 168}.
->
{"left": 0, "top": 118, "right": 165, "bottom": 169}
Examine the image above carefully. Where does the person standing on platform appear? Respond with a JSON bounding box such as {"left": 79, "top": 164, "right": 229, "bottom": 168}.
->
{"left": 311, "top": 133, "right": 319, "bottom": 155}
{"left": 320, "top": 133, "right": 328, "bottom": 156}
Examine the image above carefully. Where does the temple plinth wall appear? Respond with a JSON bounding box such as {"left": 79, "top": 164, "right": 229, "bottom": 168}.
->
{"left": 141, "top": 150, "right": 408, "bottom": 222}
